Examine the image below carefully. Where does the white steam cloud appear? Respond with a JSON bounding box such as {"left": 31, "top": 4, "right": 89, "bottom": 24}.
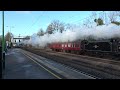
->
{"left": 23, "top": 24, "right": 120, "bottom": 48}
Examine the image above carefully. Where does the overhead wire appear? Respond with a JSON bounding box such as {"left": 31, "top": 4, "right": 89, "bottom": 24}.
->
{"left": 25, "top": 11, "right": 45, "bottom": 33}
{"left": 25, "top": 11, "right": 112, "bottom": 35}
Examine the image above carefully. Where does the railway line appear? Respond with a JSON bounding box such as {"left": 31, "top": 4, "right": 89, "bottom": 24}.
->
{"left": 20, "top": 49, "right": 96, "bottom": 79}
{"left": 51, "top": 51, "right": 120, "bottom": 65}
{"left": 26, "top": 47, "right": 120, "bottom": 65}
{"left": 22, "top": 47, "right": 120, "bottom": 79}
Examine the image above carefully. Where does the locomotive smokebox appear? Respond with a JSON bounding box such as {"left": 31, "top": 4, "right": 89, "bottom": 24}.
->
{"left": 110, "top": 39, "right": 116, "bottom": 42}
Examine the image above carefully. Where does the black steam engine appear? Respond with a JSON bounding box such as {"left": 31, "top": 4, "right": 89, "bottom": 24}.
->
{"left": 82, "top": 39, "right": 120, "bottom": 56}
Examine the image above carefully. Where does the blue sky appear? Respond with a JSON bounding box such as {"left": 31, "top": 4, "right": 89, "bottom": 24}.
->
{"left": 0, "top": 11, "right": 102, "bottom": 37}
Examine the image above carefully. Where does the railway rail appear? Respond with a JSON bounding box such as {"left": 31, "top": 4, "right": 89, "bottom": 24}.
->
{"left": 21, "top": 47, "right": 120, "bottom": 79}
{"left": 28, "top": 47, "right": 120, "bottom": 65}
{"left": 21, "top": 49, "right": 97, "bottom": 79}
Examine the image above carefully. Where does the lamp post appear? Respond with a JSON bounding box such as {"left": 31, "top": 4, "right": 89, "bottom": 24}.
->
{"left": 6, "top": 26, "right": 14, "bottom": 49}
{"left": 6, "top": 26, "right": 14, "bottom": 43}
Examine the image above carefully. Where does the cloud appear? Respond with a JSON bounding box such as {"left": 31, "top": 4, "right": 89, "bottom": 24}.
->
{"left": 16, "top": 11, "right": 32, "bottom": 14}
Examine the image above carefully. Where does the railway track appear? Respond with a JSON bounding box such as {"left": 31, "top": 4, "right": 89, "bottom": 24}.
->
{"left": 21, "top": 47, "right": 120, "bottom": 79}
{"left": 29, "top": 47, "right": 120, "bottom": 65}
{"left": 50, "top": 51, "right": 120, "bottom": 64}
{"left": 21, "top": 49, "right": 97, "bottom": 79}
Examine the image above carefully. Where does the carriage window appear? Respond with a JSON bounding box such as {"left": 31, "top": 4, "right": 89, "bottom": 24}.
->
{"left": 72, "top": 44, "right": 74, "bottom": 47}
{"left": 62, "top": 44, "right": 64, "bottom": 47}
{"left": 68, "top": 43, "right": 71, "bottom": 47}
{"left": 72, "top": 44, "right": 75, "bottom": 47}
{"left": 71, "top": 44, "right": 73, "bottom": 47}
{"left": 65, "top": 44, "right": 67, "bottom": 47}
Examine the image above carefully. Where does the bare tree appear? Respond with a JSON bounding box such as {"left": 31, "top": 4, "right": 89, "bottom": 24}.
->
{"left": 5, "top": 32, "right": 13, "bottom": 42}
{"left": 52, "top": 20, "right": 60, "bottom": 32}
{"left": 92, "top": 11, "right": 97, "bottom": 21}
{"left": 52, "top": 20, "right": 65, "bottom": 33}
{"left": 46, "top": 20, "right": 65, "bottom": 34}
{"left": 24, "top": 36, "right": 30, "bottom": 39}
{"left": 107, "top": 11, "right": 120, "bottom": 25}
{"left": 99, "top": 12, "right": 105, "bottom": 22}
{"left": 108, "top": 11, "right": 117, "bottom": 22}
{"left": 59, "top": 23, "right": 65, "bottom": 33}
{"left": 83, "top": 17, "right": 92, "bottom": 28}
{"left": 65, "top": 23, "right": 73, "bottom": 30}
{"left": 23, "top": 36, "right": 30, "bottom": 41}
{"left": 82, "top": 11, "right": 98, "bottom": 28}
{"left": 37, "top": 28, "right": 44, "bottom": 36}
{"left": 115, "top": 11, "right": 120, "bottom": 16}
{"left": 65, "top": 23, "right": 78, "bottom": 31}
{"left": 46, "top": 23, "right": 54, "bottom": 34}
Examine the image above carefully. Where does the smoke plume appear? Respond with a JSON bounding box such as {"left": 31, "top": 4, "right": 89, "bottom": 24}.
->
{"left": 23, "top": 24, "right": 120, "bottom": 47}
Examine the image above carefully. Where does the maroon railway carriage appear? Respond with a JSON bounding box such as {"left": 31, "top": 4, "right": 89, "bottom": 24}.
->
{"left": 49, "top": 41, "right": 83, "bottom": 54}
{"left": 49, "top": 42, "right": 62, "bottom": 51}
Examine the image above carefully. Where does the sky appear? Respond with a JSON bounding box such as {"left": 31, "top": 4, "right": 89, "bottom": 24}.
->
{"left": 0, "top": 11, "right": 103, "bottom": 37}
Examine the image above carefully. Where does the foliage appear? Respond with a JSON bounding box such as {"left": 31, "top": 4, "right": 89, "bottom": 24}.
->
{"left": 111, "top": 21, "right": 120, "bottom": 26}
{"left": 94, "top": 18, "right": 104, "bottom": 26}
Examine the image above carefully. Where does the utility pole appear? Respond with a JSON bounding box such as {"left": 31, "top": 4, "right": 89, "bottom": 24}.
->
{"left": 6, "top": 26, "right": 14, "bottom": 48}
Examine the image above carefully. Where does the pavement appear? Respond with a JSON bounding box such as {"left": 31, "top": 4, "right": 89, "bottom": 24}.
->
{"left": 3, "top": 48, "right": 57, "bottom": 79}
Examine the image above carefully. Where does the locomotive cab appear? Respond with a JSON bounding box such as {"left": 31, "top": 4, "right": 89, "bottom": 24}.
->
{"left": 110, "top": 38, "right": 120, "bottom": 55}
{"left": 117, "top": 41, "right": 120, "bottom": 55}
{"left": 81, "top": 40, "right": 88, "bottom": 50}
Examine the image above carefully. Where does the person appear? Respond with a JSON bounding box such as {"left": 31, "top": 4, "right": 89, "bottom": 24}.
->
{"left": 5, "top": 44, "right": 8, "bottom": 53}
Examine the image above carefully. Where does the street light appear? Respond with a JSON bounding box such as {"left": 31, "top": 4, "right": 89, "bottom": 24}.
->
{"left": 6, "top": 26, "right": 14, "bottom": 36}
{"left": 6, "top": 26, "right": 14, "bottom": 46}
{"left": 6, "top": 26, "right": 14, "bottom": 32}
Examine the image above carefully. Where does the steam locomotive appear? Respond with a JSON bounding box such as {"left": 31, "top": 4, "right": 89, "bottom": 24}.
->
{"left": 49, "top": 38, "right": 120, "bottom": 56}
